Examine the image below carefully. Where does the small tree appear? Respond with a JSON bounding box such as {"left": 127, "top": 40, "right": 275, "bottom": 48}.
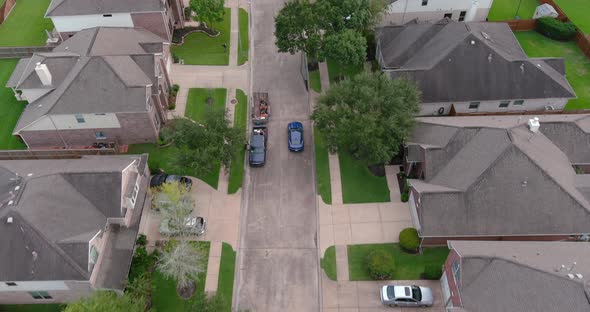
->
{"left": 275, "top": 0, "right": 323, "bottom": 61}
{"left": 322, "top": 29, "right": 367, "bottom": 80}
{"left": 157, "top": 240, "right": 207, "bottom": 291}
{"left": 190, "top": 0, "right": 225, "bottom": 33}
{"left": 153, "top": 181, "right": 195, "bottom": 237}
{"left": 312, "top": 72, "right": 421, "bottom": 165}
{"left": 399, "top": 227, "right": 420, "bottom": 253}
{"left": 64, "top": 291, "right": 146, "bottom": 312}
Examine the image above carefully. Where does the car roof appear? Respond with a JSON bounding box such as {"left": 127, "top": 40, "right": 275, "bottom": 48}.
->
{"left": 251, "top": 134, "right": 265, "bottom": 147}
{"left": 393, "top": 286, "right": 412, "bottom": 299}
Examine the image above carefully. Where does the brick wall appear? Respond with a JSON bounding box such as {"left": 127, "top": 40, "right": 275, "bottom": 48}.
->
{"left": 131, "top": 12, "right": 169, "bottom": 41}
{"left": 442, "top": 249, "right": 462, "bottom": 307}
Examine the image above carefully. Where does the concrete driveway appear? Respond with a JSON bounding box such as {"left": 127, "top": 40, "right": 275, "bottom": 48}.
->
{"left": 233, "top": 0, "right": 320, "bottom": 311}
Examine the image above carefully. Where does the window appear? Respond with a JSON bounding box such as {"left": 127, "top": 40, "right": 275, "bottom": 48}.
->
{"left": 459, "top": 11, "right": 467, "bottom": 21}
{"left": 95, "top": 131, "right": 106, "bottom": 140}
{"left": 444, "top": 13, "right": 452, "bottom": 19}
{"left": 89, "top": 246, "right": 99, "bottom": 264}
{"left": 5, "top": 282, "right": 17, "bottom": 286}
{"left": 75, "top": 114, "right": 85, "bottom": 123}
{"left": 29, "top": 291, "right": 52, "bottom": 300}
{"left": 468, "top": 102, "right": 480, "bottom": 109}
{"left": 421, "top": 0, "right": 428, "bottom": 5}
{"left": 513, "top": 100, "right": 524, "bottom": 106}
{"left": 130, "top": 182, "right": 140, "bottom": 207}
{"left": 452, "top": 260, "right": 461, "bottom": 284}
{"left": 499, "top": 101, "right": 510, "bottom": 108}
{"left": 103, "top": 14, "right": 112, "bottom": 17}
{"left": 146, "top": 97, "right": 153, "bottom": 112}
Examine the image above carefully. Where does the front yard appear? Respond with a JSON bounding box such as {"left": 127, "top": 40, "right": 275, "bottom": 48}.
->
{"left": 217, "top": 243, "right": 237, "bottom": 311}
{"left": 326, "top": 58, "right": 364, "bottom": 83}
{"left": 0, "top": 0, "right": 54, "bottom": 46}
{"left": 171, "top": 8, "right": 231, "bottom": 65}
{"left": 238, "top": 8, "right": 249, "bottom": 65}
{"left": 314, "top": 127, "right": 332, "bottom": 204}
{"left": 515, "top": 31, "right": 590, "bottom": 110}
{"left": 347, "top": 243, "right": 449, "bottom": 281}
{"left": 554, "top": 0, "right": 590, "bottom": 34}
{"left": 228, "top": 89, "right": 247, "bottom": 194}
{"left": 0, "top": 59, "right": 27, "bottom": 150}
{"left": 339, "top": 153, "right": 390, "bottom": 204}
{"left": 487, "top": 0, "right": 538, "bottom": 21}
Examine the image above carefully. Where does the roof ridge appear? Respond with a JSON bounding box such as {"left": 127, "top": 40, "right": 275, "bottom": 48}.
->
{"left": 45, "top": 0, "right": 67, "bottom": 17}
{"left": 58, "top": 171, "right": 118, "bottom": 220}
{"left": 100, "top": 55, "right": 151, "bottom": 88}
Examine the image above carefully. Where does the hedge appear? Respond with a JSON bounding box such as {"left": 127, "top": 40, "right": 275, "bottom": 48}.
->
{"left": 536, "top": 17, "right": 577, "bottom": 41}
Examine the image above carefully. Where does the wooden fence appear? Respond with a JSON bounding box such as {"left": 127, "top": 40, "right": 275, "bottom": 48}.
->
{"left": 0, "top": 148, "right": 118, "bottom": 160}
{"left": 0, "top": 0, "right": 16, "bottom": 25}
{"left": 501, "top": 19, "right": 536, "bottom": 31}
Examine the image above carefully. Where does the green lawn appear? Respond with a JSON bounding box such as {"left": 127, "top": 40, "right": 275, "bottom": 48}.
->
{"left": 0, "top": 305, "right": 64, "bottom": 312}
{"left": 228, "top": 89, "right": 247, "bottom": 194}
{"left": 554, "top": 0, "right": 590, "bottom": 34}
{"left": 309, "top": 70, "right": 322, "bottom": 93}
{"left": 151, "top": 241, "right": 210, "bottom": 311}
{"left": 320, "top": 246, "right": 337, "bottom": 281}
{"left": 0, "top": 0, "right": 54, "bottom": 46}
{"left": 238, "top": 8, "right": 249, "bottom": 65}
{"left": 487, "top": 0, "right": 539, "bottom": 21}
{"left": 314, "top": 127, "right": 332, "bottom": 204}
{"left": 326, "top": 58, "right": 364, "bottom": 83}
{"left": 0, "top": 59, "right": 27, "bottom": 149}
{"left": 172, "top": 8, "right": 231, "bottom": 65}
{"left": 217, "top": 243, "right": 236, "bottom": 311}
{"left": 339, "top": 153, "right": 390, "bottom": 204}
{"left": 515, "top": 31, "right": 590, "bottom": 110}
{"left": 185, "top": 88, "right": 228, "bottom": 122}
{"left": 348, "top": 243, "right": 449, "bottom": 281}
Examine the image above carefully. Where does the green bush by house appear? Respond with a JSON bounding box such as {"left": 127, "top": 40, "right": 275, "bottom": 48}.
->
{"left": 366, "top": 249, "right": 395, "bottom": 280}
{"left": 536, "top": 17, "right": 577, "bottom": 41}
{"left": 399, "top": 228, "right": 420, "bottom": 252}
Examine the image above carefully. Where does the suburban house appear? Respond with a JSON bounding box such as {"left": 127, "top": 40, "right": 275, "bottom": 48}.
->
{"left": 45, "top": 0, "right": 185, "bottom": 42}
{"left": 404, "top": 114, "right": 590, "bottom": 245}
{"left": 441, "top": 241, "right": 590, "bottom": 311}
{"left": 6, "top": 27, "right": 171, "bottom": 149}
{"left": 376, "top": 19, "right": 576, "bottom": 116}
{"left": 0, "top": 154, "right": 149, "bottom": 304}
{"left": 382, "top": 0, "right": 494, "bottom": 25}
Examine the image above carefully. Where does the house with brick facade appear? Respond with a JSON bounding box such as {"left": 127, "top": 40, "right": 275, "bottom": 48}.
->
{"left": 376, "top": 19, "right": 576, "bottom": 116}
{"left": 6, "top": 27, "right": 171, "bottom": 149}
{"left": 45, "top": 0, "right": 184, "bottom": 42}
{"left": 441, "top": 241, "right": 590, "bottom": 311}
{"left": 0, "top": 154, "right": 150, "bottom": 304}
{"left": 404, "top": 114, "right": 590, "bottom": 246}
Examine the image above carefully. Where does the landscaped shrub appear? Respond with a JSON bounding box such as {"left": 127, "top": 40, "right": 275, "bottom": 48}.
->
{"left": 172, "top": 52, "right": 180, "bottom": 63}
{"left": 536, "top": 17, "right": 577, "bottom": 41}
{"left": 364, "top": 30, "right": 376, "bottom": 61}
{"left": 136, "top": 234, "right": 148, "bottom": 247}
{"left": 184, "top": 7, "right": 192, "bottom": 20}
{"left": 401, "top": 179, "right": 410, "bottom": 203}
{"left": 172, "top": 84, "right": 180, "bottom": 96}
{"left": 168, "top": 102, "right": 176, "bottom": 110}
{"left": 399, "top": 227, "right": 420, "bottom": 253}
{"left": 422, "top": 264, "right": 442, "bottom": 280}
{"left": 366, "top": 249, "right": 395, "bottom": 280}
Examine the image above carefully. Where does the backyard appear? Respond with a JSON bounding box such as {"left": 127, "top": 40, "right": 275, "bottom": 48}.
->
{"left": 0, "top": 0, "right": 54, "bottom": 46}
{"left": 347, "top": 243, "right": 449, "bottom": 281}
{"left": 0, "top": 59, "right": 27, "bottom": 150}
{"left": 515, "top": 31, "right": 590, "bottom": 110}
{"left": 171, "top": 8, "right": 231, "bottom": 65}
{"left": 238, "top": 8, "right": 249, "bottom": 65}
{"left": 314, "top": 127, "right": 332, "bottom": 204}
{"left": 228, "top": 89, "right": 247, "bottom": 194}
{"left": 554, "top": 0, "right": 590, "bottom": 34}
{"left": 487, "top": 0, "right": 539, "bottom": 21}
{"left": 339, "top": 153, "right": 390, "bottom": 204}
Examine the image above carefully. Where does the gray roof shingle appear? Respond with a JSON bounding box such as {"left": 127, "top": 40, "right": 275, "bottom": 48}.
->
{"left": 46, "top": 0, "right": 164, "bottom": 17}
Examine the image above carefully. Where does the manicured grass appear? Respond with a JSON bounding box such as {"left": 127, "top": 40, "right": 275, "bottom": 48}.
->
{"left": 309, "top": 70, "right": 321, "bottom": 93}
{"left": 554, "top": 0, "right": 590, "bottom": 34}
{"left": 0, "top": 0, "right": 54, "bottom": 46}
{"left": 320, "top": 246, "right": 337, "bottom": 281}
{"left": 151, "top": 241, "right": 210, "bottom": 311}
{"left": 238, "top": 8, "right": 249, "bottom": 65}
{"left": 0, "top": 59, "right": 27, "bottom": 150}
{"left": 326, "top": 58, "right": 364, "bottom": 83}
{"left": 217, "top": 243, "right": 236, "bottom": 311}
{"left": 314, "top": 127, "right": 332, "bottom": 204}
{"left": 348, "top": 243, "right": 449, "bottom": 281}
{"left": 515, "top": 31, "right": 590, "bottom": 110}
{"left": 339, "top": 153, "right": 390, "bottom": 204}
{"left": 228, "top": 89, "right": 247, "bottom": 194}
{"left": 185, "top": 88, "right": 228, "bottom": 122}
{"left": 0, "top": 305, "right": 64, "bottom": 312}
{"left": 487, "top": 0, "right": 539, "bottom": 21}
{"left": 172, "top": 8, "right": 231, "bottom": 65}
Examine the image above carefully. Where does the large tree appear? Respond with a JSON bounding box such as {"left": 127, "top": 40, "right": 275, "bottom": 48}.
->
{"left": 190, "top": 0, "right": 225, "bottom": 32}
{"left": 323, "top": 29, "right": 367, "bottom": 79}
{"left": 312, "top": 72, "right": 421, "bottom": 165}
{"left": 64, "top": 291, "right": 147, "bottom": 312}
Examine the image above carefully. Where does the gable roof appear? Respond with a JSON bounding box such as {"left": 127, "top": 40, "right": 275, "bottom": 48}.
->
{"left": 408, "top": 114, "right": 590, "bottom": 237}
{"left": 449, "top": 241, "right": 590, "bottom": 312}
{"left": 6, "top": 28, "right": 163, "bottom": 134}
{"left": 0, "top": 155, "right": 147, "bottom": 285}
{"left": 376, "top": 19, "right": 576, "bottom": 103}
{"left": 46, "top": 0, "right": 164, "bottom": 17}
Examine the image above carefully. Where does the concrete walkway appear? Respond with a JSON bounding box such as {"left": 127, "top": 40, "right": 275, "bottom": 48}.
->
{"left": 205, "top": 241, "right": 223, "bottom": 293}
{"left": 335, "top": 245, "right": 349, "bottom": 282}
{"left": 330, "top": 153, "right": 343, "bottom": 205}
{"left": 319, "top": 61, "right": 331, "bottom": 94}
{"left": 229, "top": 5, "right": 239, "bottom": 66}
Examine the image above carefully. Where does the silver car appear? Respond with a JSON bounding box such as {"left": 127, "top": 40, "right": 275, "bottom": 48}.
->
{"left": 159, "top": 216, "right": 206, "bottom": 236}
{"left": 380, "top": 285, "right": 434, "bottom": 307}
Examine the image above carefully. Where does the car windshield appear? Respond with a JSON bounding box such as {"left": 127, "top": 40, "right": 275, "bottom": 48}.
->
{"left": 411, "top": 286, "right": 422, "bottom": 301}
{"left": 290, "top": 130, "right": 302, "bottom": 145}
{"left": 387, "top": 286, "right": 395, "bottom": 299}
{"left": 251, "top": 147, "right": 265, "bottom": 154}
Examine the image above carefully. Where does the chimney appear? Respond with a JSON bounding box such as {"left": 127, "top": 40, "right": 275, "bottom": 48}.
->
{"left": 528, "top": 117, "right": 540, "bottom": 133}
{"left": 34, "top": 62, "right": 52, "bottom": 86}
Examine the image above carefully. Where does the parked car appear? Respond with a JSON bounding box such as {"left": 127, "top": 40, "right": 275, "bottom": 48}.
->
{"left": 159, "top": 216, "right": 206, "bottom": 236}
{"left": 380, "top": 285, "right": 434, "bottom": 307}
{"left": 287, "top": 121, "right": 304, "bottom": 152}
{"left": 150, "top": 173, "right": 193, "bottom": 190}
{"left": 249, "top": 125, "right": 267, "bottom": 167}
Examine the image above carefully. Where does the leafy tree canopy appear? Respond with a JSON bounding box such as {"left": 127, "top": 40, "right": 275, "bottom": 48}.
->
{"left": 312, "top": 72, "right": 421, "bottom": 165}
{"left": 323, "top": 29, "right": 367, "bottom": 67}
{"left": 190, "top": 0, "right": 225, "bottom": 31}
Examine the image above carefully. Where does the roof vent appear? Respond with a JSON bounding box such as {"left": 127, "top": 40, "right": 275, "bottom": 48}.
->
{"left": 528, "top": 117, "right": 540, "bottom": 133}
{"left": 34, "top": 62, "right": 52, "bottom": 86}
{"left": 8, "top": 200, "right": 13, "bottom": 205}
{"left": 520, "top": 63, "right": 525, "bottom": 73}
{"left": 568, "top": 273, "right": 575, "bottom": 279}
{"left": 6, "top": 217, "right": 13, "bottom": 224}
{"left": 487, "top": 54, "right": 492, "bottom": 62}
{"left": 14, "top": 185, "right": 19, "bottom": 191}
{"left": 577, "top": 274, "right": 584, "bottom": 279}
{"left": 470, "top": 40, "right": 475, "bottom": 45}
{"left": 481, "top": 31, "right": 491, "bottom": 40}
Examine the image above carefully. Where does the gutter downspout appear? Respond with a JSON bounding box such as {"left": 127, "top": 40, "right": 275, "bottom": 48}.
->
{"left": 49, "top": 115, "right": 68, "bottom": 149}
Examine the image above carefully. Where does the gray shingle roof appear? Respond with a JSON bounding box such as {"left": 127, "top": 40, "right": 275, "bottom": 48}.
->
{"left": 377, "top": 19, "right": 576, "bottom": 103}
{"left": 449, "top": 241, "right": 590, "bottom": 312}
{"left": 409, "top": 115, "right": 590, "bottom": 237}
{"left": 0, "top": 155, "right": 146, "bottom": 284}
{"left": 46, "top": 0, "right": 164, "bottom": 17}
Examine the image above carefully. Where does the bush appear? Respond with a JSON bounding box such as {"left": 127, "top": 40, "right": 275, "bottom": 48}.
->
{"left": 401, "top": 179, "right": 410, "bottom": 203}
{"left": 184, "top": 7, "right": 192, "bottom": 20}
{"left": 364, "top": 30, "right": 376, "bottom": 61}
{"left": 169, "top": 102, "right": 176, "bottom": 110}
{"left": 172, "top": 84, "right": 180, "bottom": 95}
{"left": 422, "top": 264, "right": 442, "bottom": 280}
{"left": 366, "top": 250, "right": 395, "bottom": 280}
{"left": 136, "top": 234, "right": 147, "bottom": 247}
{"left": 536, "top": 17, "right": 577, "bottom": 41}
{"left": 172, "top": 52, "right": 180, "bottom": 63}
{"left": 399, "top": 227, "right": 420, "bottom": 252}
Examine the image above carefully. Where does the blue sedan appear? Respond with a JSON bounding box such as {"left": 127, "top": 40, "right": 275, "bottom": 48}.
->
{"left": 287, "top": 121, "right": 304, "bottom": 152}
